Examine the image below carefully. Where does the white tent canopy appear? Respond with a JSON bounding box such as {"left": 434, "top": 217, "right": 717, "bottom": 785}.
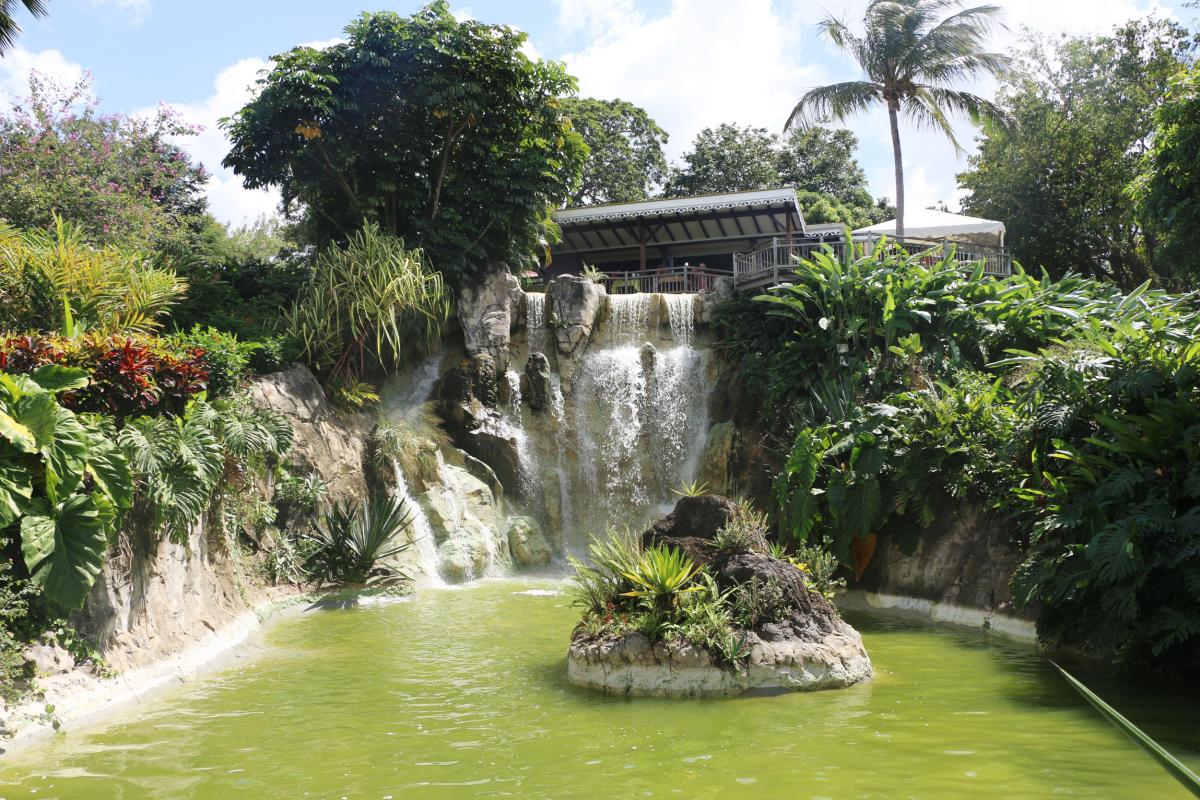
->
{"left": 853, "top": 209, "right": 1005, "bottom": 246}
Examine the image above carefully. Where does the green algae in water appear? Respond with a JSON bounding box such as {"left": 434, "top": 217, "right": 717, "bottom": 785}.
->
{"left": 2, "top": 581, "right": 1198, "bottom": 799}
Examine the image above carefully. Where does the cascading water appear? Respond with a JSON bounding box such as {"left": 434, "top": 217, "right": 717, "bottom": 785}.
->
{"left": 525, "top": 292, "right": 550, "bottom": 353}
{"left": 548, "top": 293, "right": 711, "bottom": 550}
{"left": 390, "top": 459, "right": 443, "bottom": 585}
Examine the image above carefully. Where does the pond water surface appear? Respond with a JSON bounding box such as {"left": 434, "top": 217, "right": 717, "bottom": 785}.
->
{"left": 1, "top": 580, "right": 1197, "bottom": 799}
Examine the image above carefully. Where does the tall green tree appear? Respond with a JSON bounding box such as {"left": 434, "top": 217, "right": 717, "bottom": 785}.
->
{"left": 222, "top": 2, "right": 587, "bottom": 285}
{"left": 664, "top": 123, "right": 892, "bottom": 227}
{"left": 787, "top": 0, "right": 1008, "bottom": 236}
{"left": 663, "top": 124, "right": 779, "bottom": 198}
{"left": 560, "top": 97, "right": 668, "bottom": 206}
{"left": 0, "top": 0, "right": 45, "bottom": 54}
{"left": 959, "top": 20, "right": 1195, "bottom": 287}
{"left": 1136, "top": 63, "right": 1200, "bottom": 286}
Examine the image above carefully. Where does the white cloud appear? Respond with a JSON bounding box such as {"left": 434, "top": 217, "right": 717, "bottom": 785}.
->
{"left": 0, "top": 47, "right": 85, "bottom": 101}
{"left": 148, "top": 57, "right": 280, "bottom": 227}
{"left": 86, "top": 0, "right": 152, "bottom": 24}
{"left": 551, "top": 0, "right": 1181, "bottom": 214}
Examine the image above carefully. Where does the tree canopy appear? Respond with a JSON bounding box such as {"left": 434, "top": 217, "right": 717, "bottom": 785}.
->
{"left": 958, "top": 19, "right": 1196, "bottom": 288}
{"left": 221, "top": 2, "right": 587, "bottom": 285}
{"left": 560, "top": 97, "right": 668, "bottom": 207}
{"left": 1136, "top": 63, "right": 1200, "bottom": 285}
{"left": 664, "top": 123, "right": 892, "bottom": 227}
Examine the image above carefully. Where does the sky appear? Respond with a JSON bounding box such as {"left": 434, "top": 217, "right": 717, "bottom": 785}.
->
{"left": 1, "top": 0, "right": 1191, "bottom": 228}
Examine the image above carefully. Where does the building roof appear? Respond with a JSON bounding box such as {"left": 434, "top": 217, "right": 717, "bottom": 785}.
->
{"left": 551, "top": 188, "right": 806, "bottom": 257}
{"left": 853, "top": 209, "right": 1005, "bottom": 239}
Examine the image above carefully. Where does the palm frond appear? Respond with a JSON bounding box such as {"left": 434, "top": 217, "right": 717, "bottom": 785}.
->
{"left": 786, "top": 81, "right": 882, "bottom": 130}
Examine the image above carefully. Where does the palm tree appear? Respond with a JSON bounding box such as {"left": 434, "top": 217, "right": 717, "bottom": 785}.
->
{"left": 0, "top": 0, "right": 47, "bottom": 55}
{"left": 787, "top": 0, "right": 1008, "bottom": 237}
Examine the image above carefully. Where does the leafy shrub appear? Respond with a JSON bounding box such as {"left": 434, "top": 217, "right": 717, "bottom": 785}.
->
{"left": 301, "top": 493, "right": 414, "bottom": 586}
{"left": 713, "top": 503, "right": 769, "bottom": 554}
{"left": 285, "top": 223, "right": 449, "bottom": 382}
{"left": 722, "top": 240, "right": 1200, "bottom": 676}
{"left": 168, "top": 326, "right": 254, "bottom": 397}
{"left": 118, "top": 395, "right": 292, "bottom": 538}
{"left": 569, "top": 528, "right": 643, "bottom": 614}
{"left": 0, "top": 559, "right": 40, "bottom": 699}
{"left": 0, "top": 218, "right": 186, "bottom": 335}
{"left": 0, "top": 334, "right": 209, "bottom": 419}
{"left": 729, "top": 576, "right": 790, "bottom": 628}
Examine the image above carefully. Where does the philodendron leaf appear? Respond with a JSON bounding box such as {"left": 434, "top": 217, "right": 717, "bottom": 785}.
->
{"left": 0, "top": 409, "right": 36, "bottom": 453}
{"left": 28, "top": 364, "right": 89, "bottom": 393}
{"left": 0, "top": 447, "right": 32, "bottom": 528}
{"left": 20, "top": 494, "right": 108, "bottom": 611}
{"left": 85, "top": 435, "right": 133, "bottom": 511}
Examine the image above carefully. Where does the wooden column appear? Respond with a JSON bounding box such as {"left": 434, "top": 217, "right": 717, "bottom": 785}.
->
{"left": 638, "top": 221, "right": 647, "bottom": 271}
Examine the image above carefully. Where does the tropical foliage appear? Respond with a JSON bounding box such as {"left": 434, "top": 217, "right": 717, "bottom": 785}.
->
{"left": 301, "top": 493, "right": 414, "bottom": 586}
{"left": 718, "top": 241, "right": 1200, "bottom": 676}
{"left": 285, "top": 223, "right": 449, "bottom": 382}
{"left": 0, "top": 366, "right": 132, "bottom": 610}
{"left": 789, "top": 0, "right": 1008, "bottom": 235}
{"left": 0, "top": 219, "right": 187, "bottom": 336}
{"left": 0, "top": 0, "right": 46, "bottom": 54}
{"left": 221, "top": 2, "right": 587, "bottom": 285}
{"left": 560, "top": 97, "right": 669, "bottom": 206}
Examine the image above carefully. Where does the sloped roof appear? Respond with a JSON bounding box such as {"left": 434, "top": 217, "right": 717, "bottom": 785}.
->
{"left": 552, "top": 188, "right": 805, "bottom": 256}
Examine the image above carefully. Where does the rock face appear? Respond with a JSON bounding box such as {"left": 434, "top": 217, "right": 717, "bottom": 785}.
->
{"left": 572, "top": 494, "right": 872, "bottom": 697}
{"left": 76, "top": 365, "right": 375, "bottom": 674}
{"left": 508, "top": 516, "right": 552, "bottom": 568}
{"left": 695, "top": 421, "right": 739, "bottom": 497}
{"left": 546, "top": 275, "right": 606, "bottom": 391}
{"left": 421, "top": 462, "right": 510, "bottom": 583}
{"left": 457, "top": 262, "right": 520, "bottom": 372}
{"left": 522, "top": 352, "right": 553, "bottom": 412}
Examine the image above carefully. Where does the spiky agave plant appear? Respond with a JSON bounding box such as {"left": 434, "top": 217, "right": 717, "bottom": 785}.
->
{"left": 303, "top": 493, "right": 415, "bottom": 587}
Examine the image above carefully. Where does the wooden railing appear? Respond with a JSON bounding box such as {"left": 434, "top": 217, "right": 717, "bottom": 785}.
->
{"left": 597, "top": 265, "right": 731, "bottom": 294}
{"left": 732, "top": 236, "right": 1013, "bottom": 290}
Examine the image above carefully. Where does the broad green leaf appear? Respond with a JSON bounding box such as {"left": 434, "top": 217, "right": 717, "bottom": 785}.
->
{"left": 21, "top": 494, "right": 109, "bottom": 610}
{"left": 0, "top": 447, "right": 32, "bottom": 528}
{"left": 0, "top": 409, "right": 36, "bottom": 453}
{"left": 85, "top": 435, "right": 133, "bottom": 511}
{"left": 29, "top": 364, "right": 90, "bottom": 393}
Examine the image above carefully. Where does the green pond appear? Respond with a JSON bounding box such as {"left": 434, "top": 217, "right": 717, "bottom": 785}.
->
{"left": 2, "top": 580, "right": 1198, "bottom": 799}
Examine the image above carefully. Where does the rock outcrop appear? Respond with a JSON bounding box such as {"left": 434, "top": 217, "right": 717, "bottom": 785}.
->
{"left": 571, "top": 495, "right": 872, "bottom": 697}
{"left": 522, "top": 352, "right": 553, "bottom": 412}
{"left": 546, "top": 275, "right": 606, "bottom": 391}
{"left": 508, "top": 516, "right": 552, "bottom": 568}
{"left": 457, "top": 262, "right": 520, "bottom": 372}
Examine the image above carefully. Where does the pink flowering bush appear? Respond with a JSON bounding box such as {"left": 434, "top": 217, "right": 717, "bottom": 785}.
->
{"left": 0, "top": 71, "right": 210, "bottom": 253}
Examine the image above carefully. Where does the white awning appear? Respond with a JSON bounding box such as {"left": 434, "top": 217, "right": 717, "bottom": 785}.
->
{"left": 853, "top": 210, "right": 1005, "bottom": 243}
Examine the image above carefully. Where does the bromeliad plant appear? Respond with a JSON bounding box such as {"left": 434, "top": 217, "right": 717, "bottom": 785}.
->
{"left": 0, "top": 365, "right": 133, "bottom": 609}
{"left": 620, "top": 545, "right": 704, "bottom": 610}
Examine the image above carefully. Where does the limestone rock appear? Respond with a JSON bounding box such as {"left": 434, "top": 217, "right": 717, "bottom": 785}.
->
{"left": 25, "top": 637, "right": 74, "bottom": 676}
{"left": 546, "top": 275, "right": 606, "bottom": 391}
{"left": 419, "top": 463, "right": 510, "bottom": 583}
{"left": 457, "top": 262, "right": 520, "bottom": 372}
{"left": 463, "top": 430, "right": 519, "bottom": 499}
{"left": 508, "top": 516, "right": 552, "bottom": 568}
{"left": 248, "top": 365, "right": 369, "bottom": 505}
{"left": 523, "top": 352, "right": 553, "bottom": 412}
{"left": 642, "top": 494, "right": 743, "bottom": 564}
{"left": 695, "top": 421, "right": 739, "bottom": 496}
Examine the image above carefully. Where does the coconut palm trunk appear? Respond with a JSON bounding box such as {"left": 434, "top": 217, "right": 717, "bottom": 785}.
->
{"left": 887, "top": 98, "right": 905, "bottom": 238}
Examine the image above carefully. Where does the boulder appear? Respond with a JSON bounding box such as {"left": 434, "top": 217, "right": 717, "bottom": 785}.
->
{"left": 25, "top": 637, "right": 74, "bottom": 677}
{"left": 546, "top": 275, "right": 606, "bottom": 391}
{"left": 462, "top": 430, "right": 520, "bottom": 499}
{"left": 508, "top": 516, "right": 552, "bottom": 568}
{"left": 419, "top": 463, "right": 510, "bottom": 582}
{"left": 457, "top": 263, "right": 520, "bottom": 372}
{"left": 642, "top": 494, "right": 744, "bottom": 564}
{"left": 523, "top": 352, "right": 553, "bottom": 413}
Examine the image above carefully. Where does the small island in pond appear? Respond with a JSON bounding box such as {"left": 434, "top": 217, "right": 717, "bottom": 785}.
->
{"left": 567, "top": 495, "right": 872, "bottom": 697}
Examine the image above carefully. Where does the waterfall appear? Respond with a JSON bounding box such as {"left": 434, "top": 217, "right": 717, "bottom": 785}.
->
{"left": 549, "top": 293, "right": 710, "bottom": 550}
{"left": 390, "top": 459, "right": 443, "bottom": 585}
{"left": 664, "top": 294, "right": 695, "bottom": 347}
{"left": 525, "top": 292, "right": 549, "bottom": 353}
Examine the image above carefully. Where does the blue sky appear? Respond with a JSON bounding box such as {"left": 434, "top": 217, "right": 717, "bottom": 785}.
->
{"left": 2, "top": 0, "right": 1190, "bottom": 226}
